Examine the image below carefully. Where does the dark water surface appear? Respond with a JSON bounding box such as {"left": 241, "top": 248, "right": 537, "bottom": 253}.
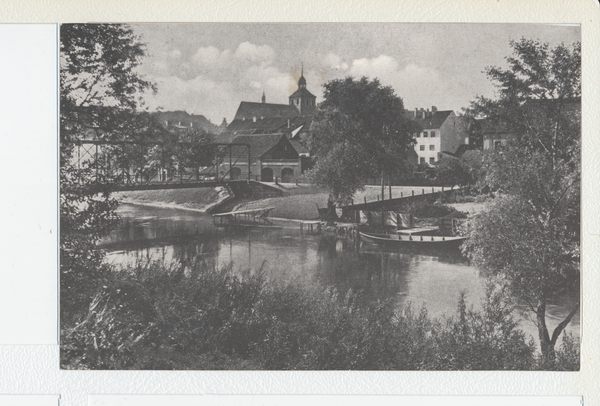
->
{"left": 100, "top": 203, "right": 580, "bottom": 347}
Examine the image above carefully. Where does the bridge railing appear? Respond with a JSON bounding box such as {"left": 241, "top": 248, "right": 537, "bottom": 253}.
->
{"left": 64, "top": 140, "right": 251, "bottom": 190}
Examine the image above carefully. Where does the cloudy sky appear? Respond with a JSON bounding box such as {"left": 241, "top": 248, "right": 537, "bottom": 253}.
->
{"left": 131, "top": 23, "right": 580, "bottom": 124}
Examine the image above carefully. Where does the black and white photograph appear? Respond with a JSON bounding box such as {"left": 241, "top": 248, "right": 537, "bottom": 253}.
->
{"left": 59, "top": 22, "right": 581, "bottom": 371}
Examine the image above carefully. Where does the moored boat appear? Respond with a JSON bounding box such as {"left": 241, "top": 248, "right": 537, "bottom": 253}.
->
{"left": 359, "top": 231, "right": 466, "bottom": 248}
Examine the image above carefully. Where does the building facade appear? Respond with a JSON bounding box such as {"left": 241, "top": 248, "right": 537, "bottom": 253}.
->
{"left": 412, "top": 107, "right": 470, "bottom": 165}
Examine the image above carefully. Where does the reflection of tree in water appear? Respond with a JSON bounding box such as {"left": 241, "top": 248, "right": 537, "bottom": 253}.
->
{"left": 315, "top": 236, "right": 470, "bottom": 306}
{"left": 171, "top": 234, "right": 219, "bottom": 272}
{"left": 315, "top": 236, "right": 411, "bottom": 305}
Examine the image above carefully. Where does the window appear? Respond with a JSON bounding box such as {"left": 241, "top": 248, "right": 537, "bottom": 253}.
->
{"left": 429, "top": 157, "right": 435, "bottom": 164}
{"left": 420, "top": 157, "right": 425, "bottom": 165}
{"left": 430, "top": 131, "right": 436, "bottom": 137}
{"left": 420, "top": 145, "right": 425, "bottom": 151}
{"left": 423, "top": 131, "right": 428, "bottom": 137}
{"left": 495, "top": 141, "right": 502, "bottom": 149}
{"left": 416, "top": 132, "right": 420, "bottom": 138}
{"left": 429, "top": 145, "right": 435, "bottom": 151}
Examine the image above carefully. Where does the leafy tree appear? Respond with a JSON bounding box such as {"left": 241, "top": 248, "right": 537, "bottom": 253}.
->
{"left": 434, "top": 156, "right": 472, "bottom": 188}
{"left": 308, "top": 77, "right": 418, "bottom": 203}
{"left": 60, "top": 24, "right": 155, "bottom": 317}
{"left": 462, "top": 38, "right": 580, "bottom": 364}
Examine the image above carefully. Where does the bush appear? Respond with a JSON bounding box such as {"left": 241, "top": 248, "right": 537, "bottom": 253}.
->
{"left": 402, "top": 201, "right": 467, "bottom": 219}
{"left": 61, "top": 258, "right": 549, "bottom": 370}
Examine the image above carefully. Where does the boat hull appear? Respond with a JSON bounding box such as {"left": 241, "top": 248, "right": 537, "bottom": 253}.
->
{"left": 359, "top": 231, "right": 465, "bottom": 248}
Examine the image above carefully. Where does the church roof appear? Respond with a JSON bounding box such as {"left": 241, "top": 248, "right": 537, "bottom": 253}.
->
{"left": 416, "top": 110, "right": 453, "bottom": 130}
{"left": 229, "top": 133, "right": 289, "bottom": 160}
{"left": 289, "top": 87, "right": 316, "bottom": 99}
{"left": 233, "top": 101, "right": 298, "bottom": 121}
{"left": 227, "top": 115, "right": 311, "bottom": 135}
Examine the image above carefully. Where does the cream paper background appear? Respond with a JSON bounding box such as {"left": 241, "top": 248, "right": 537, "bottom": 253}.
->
{"left": 0, "top": 0, "right": 597, "bottom": 405}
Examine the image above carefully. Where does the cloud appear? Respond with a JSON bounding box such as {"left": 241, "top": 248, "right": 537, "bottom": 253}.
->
{"left": 192, "top": 46, "right": 232, "bottom": 70}
{"left": 348, "top": 54, "right": 400, "bottom": 79}
{"left": 323, "top": 53, "right": 349, "bottom": 71}
{"left": 234, "top": 42, "right": 275, "bottom": 66}
{"left": 170, "top": 50, "right": 181, "bottom": 59}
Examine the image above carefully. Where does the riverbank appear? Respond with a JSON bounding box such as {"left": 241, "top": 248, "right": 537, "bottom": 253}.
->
{"left": 112, "top": 187, "right": 230, "bottom": 212}
{"left": 112, "top": 183, "right": 488, "bottom": 221}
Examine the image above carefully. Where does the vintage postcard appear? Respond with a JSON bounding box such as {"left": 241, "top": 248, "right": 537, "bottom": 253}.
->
{"left": 0, "top": 0, "right": 599, "bottom": 405}
{"left": 59, "top": 22, "right": 581, "bottom": 371}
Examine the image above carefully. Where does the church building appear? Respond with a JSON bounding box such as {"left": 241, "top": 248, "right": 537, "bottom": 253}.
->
{"left": 220, "top": 66, "right": 317, "bottom": 183}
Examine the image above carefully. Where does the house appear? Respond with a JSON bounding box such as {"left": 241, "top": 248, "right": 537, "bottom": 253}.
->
{"left": 154, "top": 110, "right": 223, "bottom": 134}
{"left": 479, "top": 97, "right": 580, "bottom": 150}
{"left": 226, "top": 133, "right": 306, "bottom": 182}
{"left": 411, "top": 106, "right": 470, "bottom": 165}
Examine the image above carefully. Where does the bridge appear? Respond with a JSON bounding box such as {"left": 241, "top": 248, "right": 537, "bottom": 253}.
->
{"left": 65, "top": 140, "right": 251, "bottom": 191}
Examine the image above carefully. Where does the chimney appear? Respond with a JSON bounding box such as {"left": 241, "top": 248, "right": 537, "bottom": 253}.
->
{"left": 432, "top": 106, "right": 437, "bottom": 114}
{"left": 415, "top": 108, "right": 419, "bottom": 118}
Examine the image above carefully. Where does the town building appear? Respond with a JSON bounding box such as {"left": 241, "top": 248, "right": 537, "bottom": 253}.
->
{"left": 411, "top": 106, "right": 470, "bottom": 165}
{"left": 155, "top": 110, "right": 223, "bottom": 134}
{"left": 217, "top": 66, "right": 316, "bottom": 182}
{"left": 227, "top": 133, "right": 308, "bottom": 182}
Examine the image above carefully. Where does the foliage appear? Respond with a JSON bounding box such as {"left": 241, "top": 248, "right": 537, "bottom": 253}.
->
{"left": 433, "top": 282, "right": 535, "bottom": 370}
{"left": 308, "top": 77, "right": 419, "bottom": 203}
{"left": 60, "top": 24, "right": 155, "bottom": 322}
{"left": 401, "top": 201, "right": 467, "bottom": 219}
{"left": 462, "top": 38, "right": 580, "bottom": 363}
{"left": 434, "top": 157, "right": 473, "bottom": 188}
{"left": 61, "top": 259, "right": 543, "bottom": 370}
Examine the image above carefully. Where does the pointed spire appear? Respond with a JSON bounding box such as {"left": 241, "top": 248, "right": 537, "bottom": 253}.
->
{"left": 298, "top": 62, "right": 307, "bottom": 89}
{"left": 261, "top": 90, "right": 266, "bottom": 104}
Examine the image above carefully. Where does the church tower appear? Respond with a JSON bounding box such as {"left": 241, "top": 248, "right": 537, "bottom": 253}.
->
{"left": 288, "top": 64, "right": 316, "bottom": 116}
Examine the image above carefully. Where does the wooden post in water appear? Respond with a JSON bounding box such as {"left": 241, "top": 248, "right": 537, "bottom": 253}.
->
{"left": 412, "top": 190, "right": 414, "bottom": 196}
{"left": 381, "top": 171, "right": 385, "bottom": 200}
{"left": 389, "top": 177, "right": 392, "bottom": 200}
{"left": 364, "top": 197, "right": 367, "bottom": 204}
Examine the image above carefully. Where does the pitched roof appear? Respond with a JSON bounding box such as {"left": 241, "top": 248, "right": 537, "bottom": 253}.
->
{"left": 154, "top": 110, "right": 221, "bottom": 133}
{"left": 417, "top": 110, "right": 453, "bottom": 130}
{"left": 227, "top": 115, "right": 311, "bottom": 135}
{"left": 229, "top": 133, "right": 288, "bottom": 160}
{"left": 290, "top": 140, "right": 309, "bottom": 155}
{"left": 289, "top": 87, "right": 316, "bottom": 99}
{"left": 233, "top": 101, "right": 299, "bottom": 121}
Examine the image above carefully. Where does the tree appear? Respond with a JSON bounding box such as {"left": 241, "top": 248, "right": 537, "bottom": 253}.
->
{"left": 60, "top": 24, "right": 155, "bottom": 316}
{"left": 462, "top": 38, "right": 580, "bottom": 364}
{"left": 434, "top": 156, "right": 472, "bottom": 188}
{"left": 308, "top": 77, "right": 418, "bottom": 203}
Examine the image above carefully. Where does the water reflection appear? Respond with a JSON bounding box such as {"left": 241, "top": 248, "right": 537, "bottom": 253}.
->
{"left": 100, "top": 203, "right": 580, "bottom": 344}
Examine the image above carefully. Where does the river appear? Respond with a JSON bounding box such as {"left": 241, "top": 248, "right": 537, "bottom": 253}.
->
{"left": 99, "top": 203, "right": 580, "bottom": 348}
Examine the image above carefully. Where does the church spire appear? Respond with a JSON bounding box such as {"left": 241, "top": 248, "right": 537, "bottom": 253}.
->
{"left": 298, "top": 63, "right": 306, "bottom": 89}
{"left": 261, "top": 90, "right": 265, "bottom": 104}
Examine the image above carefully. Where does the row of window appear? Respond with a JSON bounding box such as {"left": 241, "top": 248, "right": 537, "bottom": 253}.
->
{"left": 419, "top": 145, "right": 436, "bottom": 151}
{"left": 420, "top": 157, "right": 436, "bottom": 164}
{"left": 416, "top": 130, "right": 436, "bottom": 138}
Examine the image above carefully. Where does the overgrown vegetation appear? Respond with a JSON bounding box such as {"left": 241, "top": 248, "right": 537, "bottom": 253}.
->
{"left": 61, "top": 259, "right": 578, "bottom": 370}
